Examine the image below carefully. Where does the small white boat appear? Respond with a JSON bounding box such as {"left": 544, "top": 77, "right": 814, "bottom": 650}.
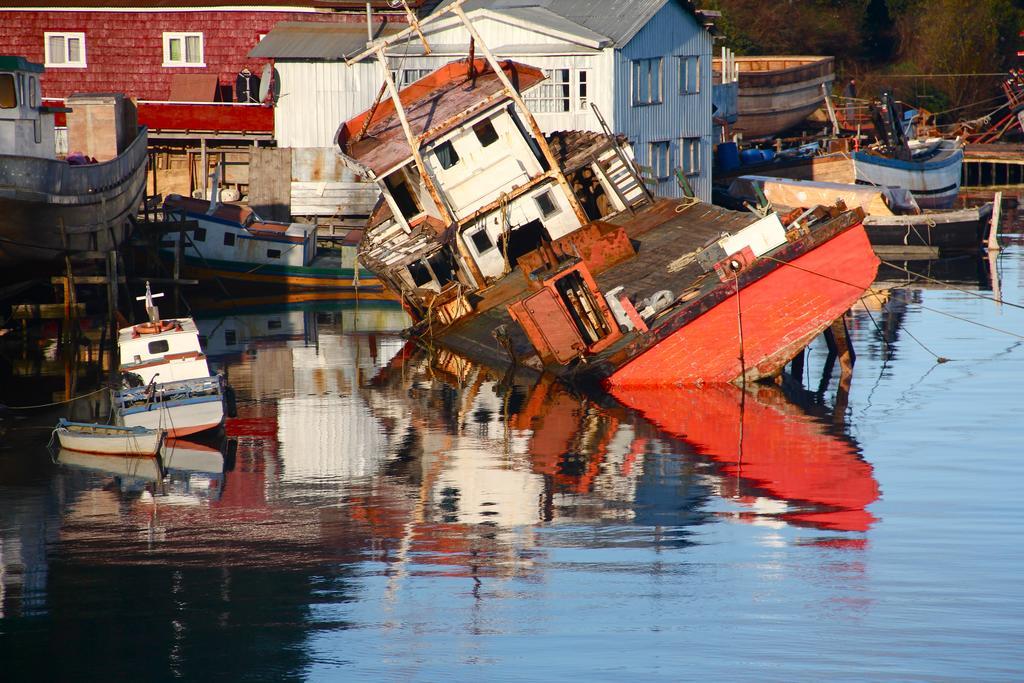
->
{"left": 113, "top": 283, "right": 226, "bottom": 438}
{"left": 55, "top": 418, "right": 164, "bottom": 456}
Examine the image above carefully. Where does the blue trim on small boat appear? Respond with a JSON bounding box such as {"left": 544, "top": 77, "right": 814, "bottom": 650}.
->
{"left": 852, "top": 148, "right": 963, "bottom": 171}
{"left": 57, "top": 418, "right": 154, "bottom": 434}
{"left": 854, "top": 179, "right": 959, "bottom": 196}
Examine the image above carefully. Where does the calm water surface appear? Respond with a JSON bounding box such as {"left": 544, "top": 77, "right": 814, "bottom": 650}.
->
{"left": 1, "top": 217, "right": 1022, "bottom": 680}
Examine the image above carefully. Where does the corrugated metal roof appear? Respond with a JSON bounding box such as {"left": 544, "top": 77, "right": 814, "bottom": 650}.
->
{"left": 436, "top": 0, "right": 693, "bottom": 47}
{"left": 249, "top": 21, "right": 401, "bottom": 60}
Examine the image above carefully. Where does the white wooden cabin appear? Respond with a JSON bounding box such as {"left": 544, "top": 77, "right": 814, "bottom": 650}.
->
{"left": 395, "top": 0, "right": 720, "bottom": 200}
{"left": 118, "top": 318, "right": 213, "bottom": 384}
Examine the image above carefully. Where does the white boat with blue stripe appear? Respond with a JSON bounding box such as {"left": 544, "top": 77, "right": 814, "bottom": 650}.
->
{"left": 853, "top": 137, "right": 963, "bottom": 210}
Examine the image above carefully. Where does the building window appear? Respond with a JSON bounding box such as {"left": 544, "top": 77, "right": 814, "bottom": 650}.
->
{"left": 192, "top": 227, "right": 207, "bottom": 242}
{"left": 148, "top": 340, "right": 170, "bottom": 355}
{"left": 534, "top": 190, "right": 559, "bottom": 218}
{"left": 224, "top": 232, "right": 235, "bottom": 246}
{"left": 473, "top": 118, "right": 499, "bottom": 147}
{"left": 163, "top": 32, "right": 204, "bottom": 67}
{"left": 400, "top": 68, "right": 433, "bottom": 86}
{"left": 225, "top": 330, "right": 237, "bottom": 346}
{"left": 44, "top": 32, "right": 86, "bottom": 68}
{"left": 434, "top": 141, "right": 460, "bottom": 170}
{"left": 650, "top": 140, "right": 671, "bottom": 180}
{"left": 469, "top": 227, "right": 494, "bottom": 254}
{"left": 681, "top": 137, "right": 701, "bottom": 176}
{"left": 578, "top": 69, "right": 590, "bottom": 109}
{"left": 267, "top": 249, "right": 281, "bottom": 259}
{"left": 0, "top": 75, "right": 15, "bottom": 109}
{"left": 267, "top": 319, "right": 282, "bottom": 330}
{"left": 632, "top": 57, "right": 663, "bottom": 106}
{"left": 679, "top": 56, "right": 700, "bottom": 95}
{"left": 525, "top": 68, "right": 570, "bottom": 113}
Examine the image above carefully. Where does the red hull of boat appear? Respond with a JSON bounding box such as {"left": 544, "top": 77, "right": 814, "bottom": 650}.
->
{"left": 611, "top": 383, "right": 879, "bottom": 532}
{"left": 606, "top": 224, "right": 879, "bottom": 386}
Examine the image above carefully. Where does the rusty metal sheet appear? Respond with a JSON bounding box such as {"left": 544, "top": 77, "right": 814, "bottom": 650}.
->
{"left": 509, "top": 288, "right": 583, "bottom": 365}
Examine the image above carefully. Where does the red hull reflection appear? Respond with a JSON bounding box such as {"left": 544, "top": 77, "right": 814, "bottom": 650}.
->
{"left": 612, "top": 383, "right": 880, "bottom": 532}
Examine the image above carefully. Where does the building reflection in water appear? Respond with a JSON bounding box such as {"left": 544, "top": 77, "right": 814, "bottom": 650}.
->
{"left": 0, "top": 292, "right": 883, "bottom": 676}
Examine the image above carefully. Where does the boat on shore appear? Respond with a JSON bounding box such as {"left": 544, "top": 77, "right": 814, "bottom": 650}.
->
{"left": 712, "top": 55, "right": 834, "bottom": 138}
{"left": 113, "top": 285, "right": 226, "bottom": 438}
{"left": 0, "top": 56, "right": 148, "bottom": 272}
{"left": 161, "top": 194, "right": 382, "bottom": 291}
{"left": 727, "top": 175, "right": 992, "bottom": 252}
{"left": 55, "top": 419, "right": 164, "bottom": 456}
{"left": 336, "top": 21, "right": 878, "bottom": 388}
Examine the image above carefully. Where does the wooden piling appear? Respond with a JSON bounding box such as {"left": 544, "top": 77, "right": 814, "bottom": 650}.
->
{"left": 988, "top": 191, "right": 1002, "bottom": 252}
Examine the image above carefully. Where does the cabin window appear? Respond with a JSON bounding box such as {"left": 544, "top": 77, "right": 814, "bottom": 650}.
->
{"left": 28, "top": 77, "right": 38, "bottom": 108}
{"left": 525, "top": 68, "right": 570, "bottom": 113}
{"left": 384, "top": 170, "right": 423, "bottom": 221}
{"left": 473, "top": 119, "right": 499, "bottom": 147}
{"left": 427, "top": 249, "right": 458, "bottom": 287}
{"left": 408, "top": 260, "right": 433, "bottom": 287}
{"left": 534, "top": 190, "right": 559, "bottom": 219}
{"left": 225, "top": 330, "right": 237, "bottom": 346}
{"left": 0, "top": 75, "right": 15, "bottom": 109}
{"left": 632, "top": 57, "right": 663, "bottom": 106}
{"left": 267, "top": 249, "right": 281, "bottom": 259}
{"left": 192, "top": 227, "right": 206, "bottom": 242}
{"left": 469, "top": 227, "right": 494, "bottom": 254}
{"left": 578, "top": 70, "right": 590, "bottom": 109}
{"left": 224, "top": 232, "right": 235, "bottom": 246}
{"left": 44, "top": 32, "right": 86, "bottom": 68}
{"left": 400, "top": 68, "right": 432, "bottom": 86}
{"left": 679, "top": 56, "right": 700, "bottom": 95}
{"left": 267, "top": 319, "right": 282, "bottom": 330}
{"left": 148, "top": 340, "right": 170, "bottom": 355}
{"left": 650, "top": 141, "right": 671, "bottom": 180}
{"left": 433, "top": 141, "right": 460, "bottom": 170}
{"left": 680, "top": 137, "right": 701, "bottom": 176}
{"left": 163, "top": 32, "right": 205, "bottom": 67}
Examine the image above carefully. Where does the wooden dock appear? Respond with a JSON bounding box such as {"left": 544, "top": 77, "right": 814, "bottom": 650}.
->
{"left": 962, "top": 143, "right": 1024, "bottom": 188}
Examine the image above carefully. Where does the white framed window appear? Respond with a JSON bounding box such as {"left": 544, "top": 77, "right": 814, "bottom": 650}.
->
{"left": 525, "top": 68, "right": 570, "bottom": 113}
{"left": 44, "top": 32, "right": 86, "bottom": 68}
{"left": 679, "top": 55, "right": 700, "bottom": 95}
{"left": 400, "top": 68, "right": 433, "bottom": 86}
{"left": 534, "top": 189, "right": 560, "bottom": 218}
{"left": 578, "top": 69, "right": 590, "bottom": 110}
{"left": 680, "top": 136, "right": 701, "bottom": 176}
{"left": 163, "top": 32, "right": 205, "bottom": 67}
{"left": 650, "top": 140, "right": 671, "bottom": 180}
{"left": 632, "top": 57, "right": 663, "bottom": 106}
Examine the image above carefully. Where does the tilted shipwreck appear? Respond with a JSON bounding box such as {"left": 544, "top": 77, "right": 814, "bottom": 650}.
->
{"left": 336, "top": 10, "right": 878, "bottom": 388}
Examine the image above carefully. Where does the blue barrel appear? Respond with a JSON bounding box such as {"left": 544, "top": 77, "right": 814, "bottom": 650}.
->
{"left": 740, "top": 148, "right": 763, "bottom": 165}
{"left": 717, "top": 142, "right": 740, "bottom": 172}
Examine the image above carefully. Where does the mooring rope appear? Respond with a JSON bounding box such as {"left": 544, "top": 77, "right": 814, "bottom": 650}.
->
{"left": 881, "top": 259, "right": 1024, "bottom": 311}
{"left": 1, "top": 386, "right": 108, "bottom": 411}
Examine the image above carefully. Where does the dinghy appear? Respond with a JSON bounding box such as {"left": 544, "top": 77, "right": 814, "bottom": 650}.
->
{"left": 55, "top": 418, "right": 164, "bottom": 456}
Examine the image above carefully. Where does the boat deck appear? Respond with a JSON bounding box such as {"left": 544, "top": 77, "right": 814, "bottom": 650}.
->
{"left": 440, "top": 199, "right": 758, "bottom": 369}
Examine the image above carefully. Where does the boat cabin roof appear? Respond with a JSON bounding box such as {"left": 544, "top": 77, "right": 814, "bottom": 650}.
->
{"left": 336, "top": 58, "right": 545, "bottom": 175}
{"left": 118, "top": 318, "right": 199, "bottom": 346}
{"left": 164, "top": 194, "right": 255, "bottom": 227}
{"left": 0, "top": 56, "right": 44, "bottom": 74}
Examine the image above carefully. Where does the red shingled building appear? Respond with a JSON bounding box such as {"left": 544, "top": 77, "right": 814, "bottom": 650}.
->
{"left": 0, "top": 1, "right": 422, "bottom": 104}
